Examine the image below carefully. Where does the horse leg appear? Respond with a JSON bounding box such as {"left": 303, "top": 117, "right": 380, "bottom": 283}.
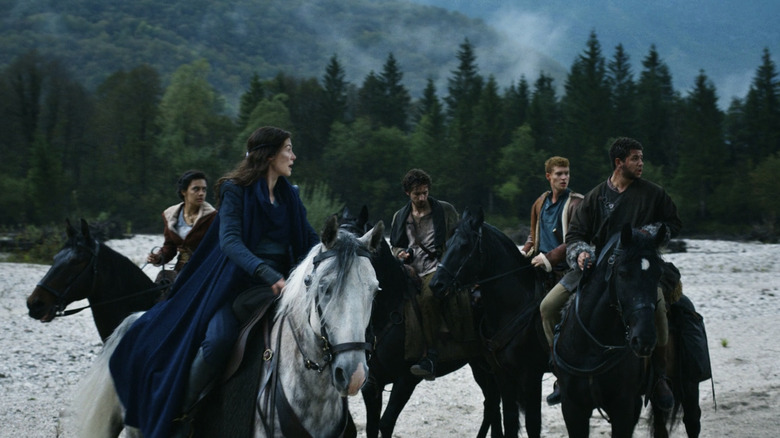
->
{"left": 497, "top": 376, "right": 520, "bottom": 438}
{"left": 607, "top": 396, "right": 642, "bottom": 438}
{"left": 651, "top": 404, "right": 670, "bottom": 438}
{"left": 379, "top": 374, "right": 420, "bottom": 437}
{"left": 681, "top": 380, "right": 702, "bottom": 437}
{"left": 561, "top": 401, "right": 592, "bottom": 438}
{"left": 361, "top": 380, "right": 385, "bottom": 438}
{"left": 522, "top": 369, "right": 544, "bottom": 438}
{"left": 469, "top": 361, "right": 503, "bottom": 438}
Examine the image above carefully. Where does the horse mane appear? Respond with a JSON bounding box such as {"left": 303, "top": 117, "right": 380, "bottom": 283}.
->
{"left": 96, "top": 241, "right": 154, "bottom": 287}
{"left": 617, "top": 229, "right": 663, "bottom": 264}
{"left": 276, "top": 230, "right": 365, "bottom": 323}
{"left": 481, "top": 222, "right": 526, "bottom": 265}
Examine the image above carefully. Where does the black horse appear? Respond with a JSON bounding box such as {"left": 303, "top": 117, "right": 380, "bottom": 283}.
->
{"left": 26, "top": 219, "right": 165, "bottom": 341}
{"left": 429, "top": 206, "right": 549, "bottom": 438}
{"left": 339, "top": 207, "right": 503, "bottom": 438}
{"left": 553, "top": 224, "right": 666, "bottom": 437}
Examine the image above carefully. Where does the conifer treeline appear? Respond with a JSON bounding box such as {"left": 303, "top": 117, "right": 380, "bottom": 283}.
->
{"left": 1, "top": 34, "right": 778, "bottom": 238}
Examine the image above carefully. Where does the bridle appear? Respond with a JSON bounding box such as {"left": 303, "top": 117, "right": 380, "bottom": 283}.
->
{"left": 554, "top": 240, "right": 658, "bottom": 376}
{"left": 290, "top": 247, "right": 375, "bottom": 373}
{"left": 436, "top": 225, "right": 531, "bottom": 296}
{"left": 35, "top": 238, "right": 100, "bottom": 316}
{"left": 35, "top": 238, "right": 168, "bottom": 317}
{"left": 604, "top": 245, "right": 657, "bottom": 328}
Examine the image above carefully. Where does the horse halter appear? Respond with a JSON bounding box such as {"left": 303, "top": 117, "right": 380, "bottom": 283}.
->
{"left": 435, "top": 226, "right": 483, "bottom": 295}
{"left": 436, "top": 225, "right": 530, "bottom": 296}
{"left": 294, "top": 247, "right": 375, "bottom": 373}
{"left": 605, "top": 244, "right": 657, "bottom": 328}
{"left": 35, "top": 238, "right": 100, "bottom": 316}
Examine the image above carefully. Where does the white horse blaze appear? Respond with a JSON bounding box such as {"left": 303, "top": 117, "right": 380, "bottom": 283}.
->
{"left": 641, "top": 258, "right": 650, "bottom": 270}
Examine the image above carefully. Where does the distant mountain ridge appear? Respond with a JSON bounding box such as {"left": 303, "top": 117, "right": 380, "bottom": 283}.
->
{"left": 0, "top": 0, "right": 566, "bottom": 110}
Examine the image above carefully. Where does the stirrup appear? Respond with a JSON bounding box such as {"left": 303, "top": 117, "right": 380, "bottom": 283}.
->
{"left": 546, "top": 380, "right": 561, "bottom": 406}
{"left": 410, "top": 357, "right": 436, "bottom": 381}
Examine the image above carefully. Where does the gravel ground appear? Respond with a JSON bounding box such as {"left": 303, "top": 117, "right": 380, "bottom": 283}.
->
{"left": 1, "top": 236, "right": 778, "bottom": 437}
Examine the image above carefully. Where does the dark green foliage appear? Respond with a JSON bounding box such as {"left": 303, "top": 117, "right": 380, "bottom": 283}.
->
{"left": 1, "top": 22, "right": 779, "bottom": 238}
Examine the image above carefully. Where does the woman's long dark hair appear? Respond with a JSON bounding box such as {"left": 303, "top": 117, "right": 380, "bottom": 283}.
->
{"left": 215, "top": 126, "right": 291, "bottom": 206}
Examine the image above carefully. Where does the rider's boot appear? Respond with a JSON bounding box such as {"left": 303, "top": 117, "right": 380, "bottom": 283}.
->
{"left": 172, "top": 347, "right": 218, "bottom": 438}
{"left": 651, "top": 345, "right": 675, "bottom": 412}
{"left": 410, "top": 348, "right": 437, "bottom": 381}
{"left": 546, "top": 345, "right": 561, "bottom": 406}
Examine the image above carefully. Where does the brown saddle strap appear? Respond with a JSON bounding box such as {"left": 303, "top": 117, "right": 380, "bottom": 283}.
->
{"left": 222, "top": 299, "right": 276, "bottom": 382}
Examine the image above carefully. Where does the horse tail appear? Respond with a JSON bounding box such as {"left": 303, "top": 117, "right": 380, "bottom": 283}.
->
{"left": 73, "top": 312, "right": 144, "bottom": 438}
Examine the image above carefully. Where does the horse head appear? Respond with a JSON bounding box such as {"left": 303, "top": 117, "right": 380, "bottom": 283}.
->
{"left": 429, "top": 206, "right": 485, "bottom": 299}
{"left": 27, "top": 218, "right": 100, "bottom": 322}
{"left": 278, "top": 214, "right": 383, "bottom": 397}
{"left": 338, "top": 205, "right": 371, "bottom": 235}
{"left": 609, "top": 223, "right": 667, "bottom": 358}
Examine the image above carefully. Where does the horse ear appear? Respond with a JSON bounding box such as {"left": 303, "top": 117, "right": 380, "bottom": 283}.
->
{"left": 621, "top": 223, "right": 633, "bottom": 246}
{"left": 341, "top": 206, "right": 351, "bottom": 219}
{"left": 80, "top": 218, "right": 92, "bottom": 240}
{"left": 321, "top": 214, "right": 339, "bottom": 249}
{"left": 655, "top": 224, "right": 668, "bottom": 247}
{"left": 361, "top": 220, "right": 385, "bottom": 253}
{"left": 471, "top": 206, "right": 485, "bottom": 228}
{"left": 358, "top": 205, "right": 369, "bottom": 227}
{"left": 66, "top": 219, "right": 76, "bottom": 238}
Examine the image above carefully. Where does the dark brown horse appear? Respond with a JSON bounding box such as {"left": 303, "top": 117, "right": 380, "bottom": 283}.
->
{"left": 26, "top": 219, "right": 165, "bottom": 341}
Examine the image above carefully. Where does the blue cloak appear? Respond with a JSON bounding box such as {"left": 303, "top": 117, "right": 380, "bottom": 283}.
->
{"left": 109, "top": 177, "right": 318, "bottom": 438}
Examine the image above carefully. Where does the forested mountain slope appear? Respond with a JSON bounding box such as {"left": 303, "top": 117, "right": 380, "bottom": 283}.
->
{"left": 1, "top": 0, "right": 564, "bottom": 107}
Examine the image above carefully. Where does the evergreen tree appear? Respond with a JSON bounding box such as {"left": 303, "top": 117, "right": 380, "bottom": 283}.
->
{"left": 743, "top": 48, "right": 780, "bottom": 161}
{"left": 418, "top": 78, "right": 445, "bottom": 138}
{"left": 377, "top": 53, "right": 411, "bottom": 132}
{"left": 409, "top": 80, "right": 446, "bottom": 189}
{"left": 0, "top": 51, "right": 93, "bottom": 225}
{"left": 89, "top": 65, "right": 162, "bottom": 222}
{"left": 321, "top": 54, "right": 348, "bottom": 126}
{"left": 357, "top": 71, "right": 385, "bottom": 129}
{"left": 607, "top": 44, "right": 638, "bottom": 137}
{"left": 527, "top": 73, "right": 559, "bottom": 157}
{"left": 672, "top": 71, "right": 726, "bottom": 228}
{"left": 559, "top": 31, "right": 612, "bottom": 189}
{"left": 636, "top": 45, "right": 680, "bottom": 178}
{"left": 472, "top": 75, "right": 504, "bottom": 211}
{"left": 443, "top": 38, "right": 484, "bottom": 206}
{"left": 502, "top": 76, "right": 530, "bottom": 143}
{"left": 236, "top": 73, "right": 265, "bottom": 130}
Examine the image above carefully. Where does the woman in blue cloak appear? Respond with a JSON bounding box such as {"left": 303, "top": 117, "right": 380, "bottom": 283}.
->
{"left": 109, "top": 126, "right": 320, "bottom": 438}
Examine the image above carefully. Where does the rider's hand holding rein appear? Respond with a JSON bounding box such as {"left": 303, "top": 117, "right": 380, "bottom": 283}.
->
{"left": 254, "top": 263, "right": 285, "bottom": 295}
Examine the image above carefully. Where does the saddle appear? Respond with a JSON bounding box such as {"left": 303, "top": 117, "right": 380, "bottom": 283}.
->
{"left": 222, "top": 297, "right": 277, "bottom": 382}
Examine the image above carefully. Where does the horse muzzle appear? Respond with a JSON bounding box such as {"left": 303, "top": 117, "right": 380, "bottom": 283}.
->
{"left": 332, "top": 355, "right": 368, "bottom": 396}
{"left": 26, "top": 289, "right": 57, "bottom": 322}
